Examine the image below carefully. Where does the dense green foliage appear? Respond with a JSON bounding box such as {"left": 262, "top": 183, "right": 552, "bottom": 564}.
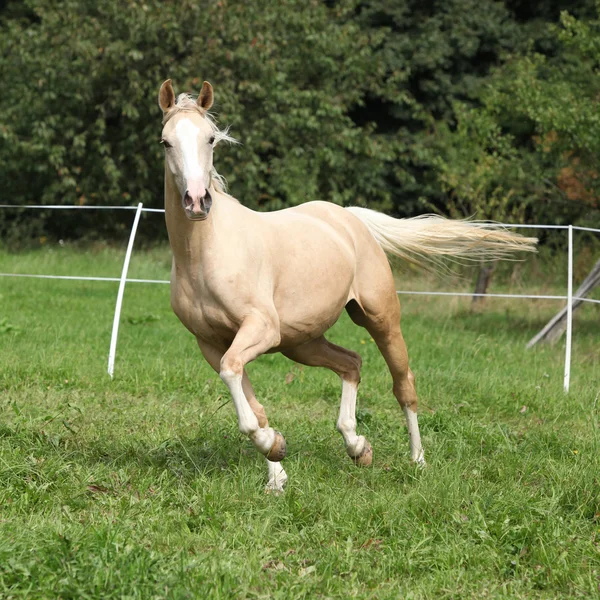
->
{"left": 0, "top": 0, "right": 389, "bottom": 240}
{"left": 353, "top": 0, "right": 527, "bottom": 216}
{"left": 1, "top": 0, "right": 599, "bottom": 241}
{"left": 434, "top": 6, "right": 600, "bottom": 227}
{"left": 1, "top": 246, "right": 599, "bottom": 597}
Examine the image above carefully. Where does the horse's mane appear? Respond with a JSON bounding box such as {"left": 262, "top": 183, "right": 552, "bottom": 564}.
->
{"left": 163, "top": 94, "right": 238, "bottom": 194}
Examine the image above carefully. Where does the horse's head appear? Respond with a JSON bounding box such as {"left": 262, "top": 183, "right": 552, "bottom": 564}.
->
{"left": 158, "top": 79, "right": 217, "bottom": 221}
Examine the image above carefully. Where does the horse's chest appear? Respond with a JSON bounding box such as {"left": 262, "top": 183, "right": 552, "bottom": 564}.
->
{"left": 170, "top": 276, "right": 238, "bottom": 346}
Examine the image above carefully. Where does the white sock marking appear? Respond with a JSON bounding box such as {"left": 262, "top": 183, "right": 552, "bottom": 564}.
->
{"left": 220, "top": 370, "right": 275, "bottom": 454}
{"left": 337, "top": 379, "right": 366, "bottom": 457}
{"left": 266, "top": 459, "right": 288, "bottom": 493}
{"left": 403, "top": 406, "right": 425, "bottom": 464}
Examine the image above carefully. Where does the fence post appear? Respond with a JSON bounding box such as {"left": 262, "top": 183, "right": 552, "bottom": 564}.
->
{"left": 107, "top": 202, "right": 143, "bottom": 378}
{"left": 564, "top": 225, "right": 573, "bottom": 393}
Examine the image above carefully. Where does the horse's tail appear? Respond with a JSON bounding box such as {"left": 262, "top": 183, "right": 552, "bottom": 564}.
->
{"left": 345, "top": 207, "right": 537, "bottom": 270}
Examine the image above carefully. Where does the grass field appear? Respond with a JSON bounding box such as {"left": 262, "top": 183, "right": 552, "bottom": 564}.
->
{"left": 1, "top": 242, "right": 599, "bottom": 598}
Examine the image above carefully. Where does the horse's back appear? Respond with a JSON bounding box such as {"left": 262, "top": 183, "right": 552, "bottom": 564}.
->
{"left": 259, "top": 201, "right": 396, "bottom": 342}
{"left": 265, "top": 201, "right": 381, "bottom": 260}
{"left": 278, "top": 201, "right": 396, "bottom": 295}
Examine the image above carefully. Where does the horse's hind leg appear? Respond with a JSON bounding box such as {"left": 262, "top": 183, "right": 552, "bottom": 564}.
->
{"left": 347, "top": 297, "right": 425, "bottom": 465}
{"left": 197, "top": 338, "right": 288, "bottom": 492}
{"left": 284, "top": 337, "right": 373, "bottom": 466}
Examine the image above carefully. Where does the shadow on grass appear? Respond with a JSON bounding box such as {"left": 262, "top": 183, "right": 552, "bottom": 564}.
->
{"left": 1, "top": 423, "right": 245, "bottom": 478}
{"left": 1, "top": 422, "right": 345, "bottom": 484}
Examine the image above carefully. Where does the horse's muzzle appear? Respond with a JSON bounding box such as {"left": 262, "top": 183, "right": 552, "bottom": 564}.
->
{"left": 182, "top": 189, "right": 212, "bottom": 221}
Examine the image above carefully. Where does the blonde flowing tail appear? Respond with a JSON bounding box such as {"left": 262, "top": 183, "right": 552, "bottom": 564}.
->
{"left": 345, "top": 207, "right": 537, "bottom": 270}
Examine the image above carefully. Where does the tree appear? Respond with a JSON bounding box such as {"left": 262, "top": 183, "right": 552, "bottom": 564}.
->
{"left": 0, "top": 0, "right": 391, "bottom": 241}
{"left": 432, "top": 5, "right": 600, "bottom": 228}
{"left": 353, "top": 0, "right": 597, "bottom": 218}
{"left": 432, "top": 5, "right": 600, "bottom": 311}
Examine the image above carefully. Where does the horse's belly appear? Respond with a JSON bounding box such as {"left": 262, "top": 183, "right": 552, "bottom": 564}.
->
{"left": 273, "top": 265, "right": 354, "bottom": 349}
{"left": 275, "top": 305, "right": 346, "bottom": 350}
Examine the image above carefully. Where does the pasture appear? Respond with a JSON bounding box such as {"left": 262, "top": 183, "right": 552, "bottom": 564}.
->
{"left": 1, "top": 244, "right": 599, "bottom": 598}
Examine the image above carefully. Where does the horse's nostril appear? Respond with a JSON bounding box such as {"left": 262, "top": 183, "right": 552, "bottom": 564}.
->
{"left": 182, "top": 190, "right": 193, "bottom": 209}
{"left": 203, "top": 189, "right": 213, "bottom": 212}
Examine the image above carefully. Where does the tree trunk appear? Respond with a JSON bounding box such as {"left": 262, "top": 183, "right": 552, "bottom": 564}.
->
{"left": 472, "top": 263, "right": 496, "bottom": 308}
{"left": 527, "top": 257, "right": 600, "bottom": 348}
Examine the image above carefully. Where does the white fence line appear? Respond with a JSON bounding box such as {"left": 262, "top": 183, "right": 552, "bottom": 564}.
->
{"left": 0, "top": 204, "right": 165, "bottom": 213}
{"left": 1, "top": 271, "right": 599, "bottom": 305}
{"left": 0, "top": 274, "right": 170, "bottom": 284}
{"left": 1, "top": 204, "right": 599, "bottom": 386}
{"left": 0, "top": 204, "right": 140, "bottom": 211}
{"left": 0, "top": 273, "right": 170, "bottom": 284}
{"left": 394, "top": 290, "right": 600, "bottom": 305}
{"left": 573, "top": 225, "right": 600, "bottom": 234}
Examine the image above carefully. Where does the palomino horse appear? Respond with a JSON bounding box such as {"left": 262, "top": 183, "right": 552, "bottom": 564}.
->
{"left": 158, "top": 80, "right": 536, "bottom": 492}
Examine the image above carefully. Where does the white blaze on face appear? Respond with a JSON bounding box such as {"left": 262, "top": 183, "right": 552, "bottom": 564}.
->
{"left": 175, "top": 118, "right": 206, "bottom": 199}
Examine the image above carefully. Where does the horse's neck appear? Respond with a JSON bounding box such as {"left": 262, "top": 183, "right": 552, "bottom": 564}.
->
{"left": 164, "top": 172, "right": 222, "bottom": 268}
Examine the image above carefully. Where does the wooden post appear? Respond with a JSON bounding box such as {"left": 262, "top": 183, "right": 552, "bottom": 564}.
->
{"left": 527, "top": 256, "right": 600, "bottom": 348}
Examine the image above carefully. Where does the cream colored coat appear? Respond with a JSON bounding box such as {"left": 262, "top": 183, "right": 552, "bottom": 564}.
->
{"left": 159, "top": 80, "right": 536, "bottom": 492}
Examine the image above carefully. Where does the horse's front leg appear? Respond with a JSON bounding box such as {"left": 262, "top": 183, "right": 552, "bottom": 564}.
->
{"left": 197, "top": 338, "right": 287, "bottom": 492}
{"left": 217, "top": 312, "right": 287, "bottom": 461}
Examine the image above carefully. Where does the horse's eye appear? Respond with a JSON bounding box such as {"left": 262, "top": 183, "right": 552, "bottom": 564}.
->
{"left": 160, "top": 139, "right": 172, "bottom": 149}
{"left": 208, "top": 136, "right": 215, "bottom": 145}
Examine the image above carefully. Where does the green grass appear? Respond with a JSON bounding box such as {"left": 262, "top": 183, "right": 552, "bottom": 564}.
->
{"left": 1, "top": 244, "right": 599, "bottom": 599}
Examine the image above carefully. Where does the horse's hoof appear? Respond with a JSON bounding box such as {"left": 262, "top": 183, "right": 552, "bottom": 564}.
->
{"left": 266, "top": 431, "right": 286, "bottom": 462}
{"left": 413, "top": 455, "right": 426, "bottom": 469}
{"left": 265, "top": 474, "right": 288, "bottom": 495}
{"left": 352, "top": 439, "right": 373, "bottom": 467}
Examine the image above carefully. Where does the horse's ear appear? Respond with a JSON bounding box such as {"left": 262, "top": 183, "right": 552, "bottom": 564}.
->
{"left": 159, "top": 79, "right": 176, "bottom": 113}
{"left": 197, "top": 81, "right": 214, "bottom": 111}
